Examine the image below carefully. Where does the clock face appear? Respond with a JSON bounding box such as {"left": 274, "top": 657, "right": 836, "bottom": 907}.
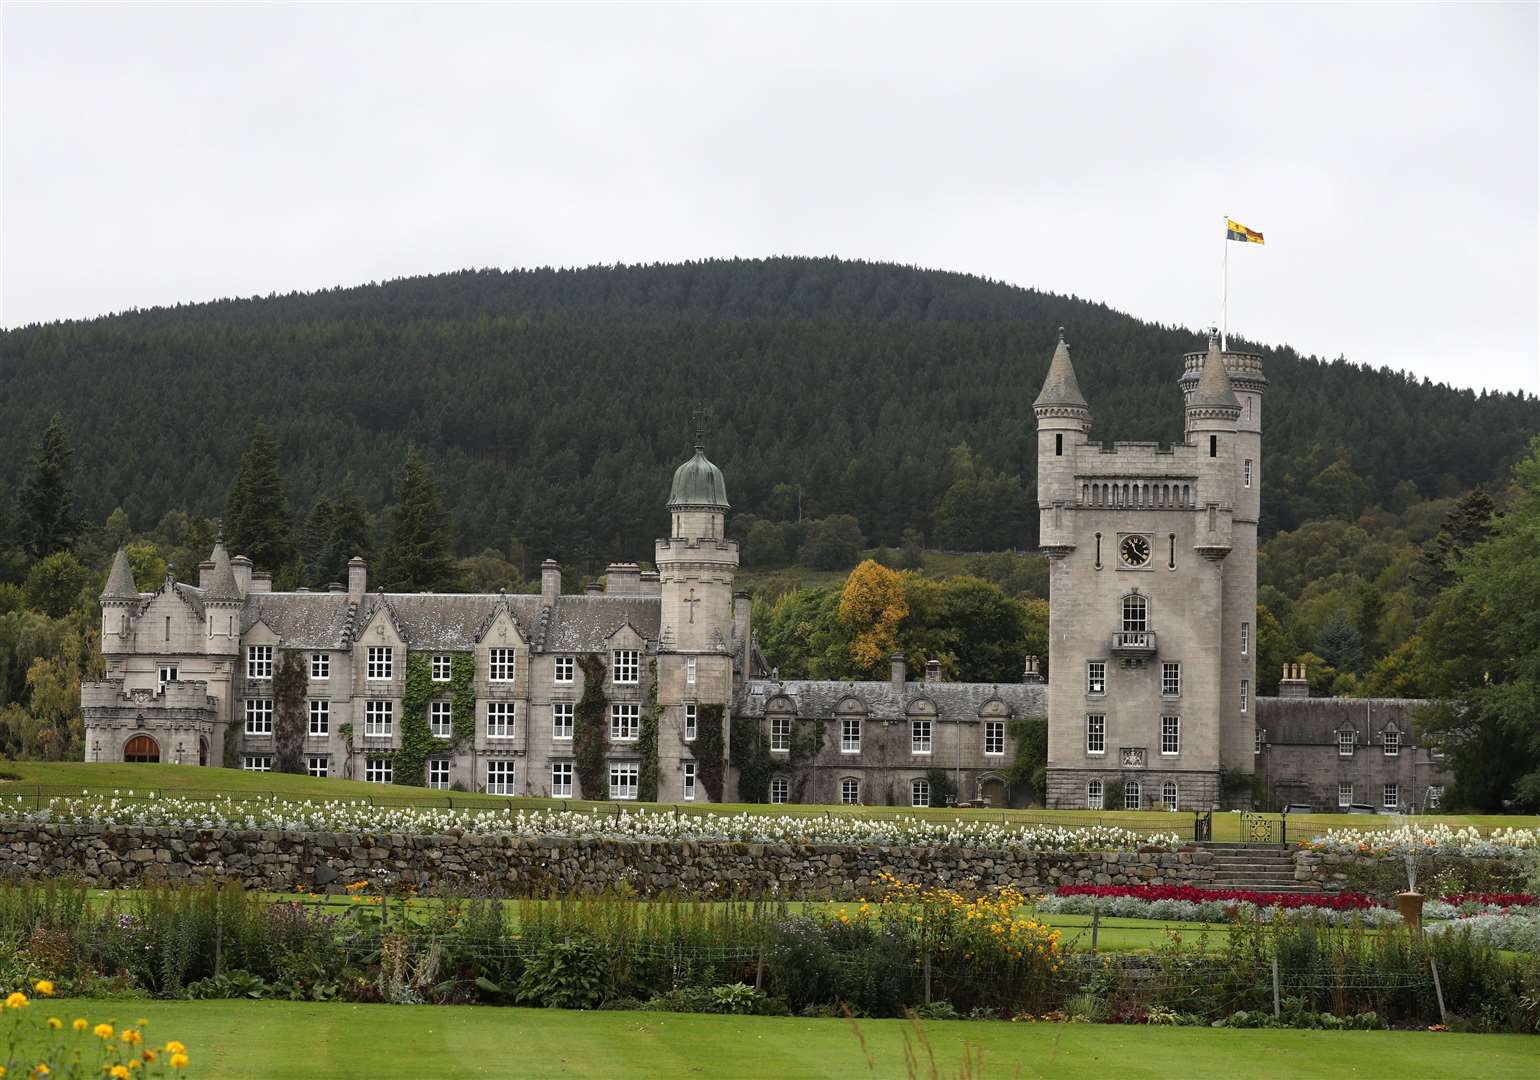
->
{"left": 1119, "top": 534, "right": 1151, "bottom": 567}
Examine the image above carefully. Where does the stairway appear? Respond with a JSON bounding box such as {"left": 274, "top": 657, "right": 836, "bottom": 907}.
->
{"left": 1200, "top": 842, "right": 1320, "bottom": 894}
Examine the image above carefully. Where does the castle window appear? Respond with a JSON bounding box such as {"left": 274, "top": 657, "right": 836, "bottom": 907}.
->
{"left": 771, "top": 715, "right": 791, "bottom": 752}
{"left": 1055, "top": 433, "right": 1063, "bottom": 457}
{"left": 307, "top": 755, "right": 330, "bottom": 779}
{"left": 431, "top": 654, "right": 451, "bottom": 682}
{"left": 840, "top": 778, "right": 860, "bottom": 805}
{"left": 841, "top": 717, "right": 861, "bottom": 753}
{"left": 770, "top": 776, "right": 789, "bottom": 804}
{"left": 1338, "top": 730, "right": 1356, "bottom": 757}
{"left": 364, "top": 699, "right": 393, "bottom": 737}
{"left": 609, "top": 761, "right": 639, "bottom": 800}
{"left": 1244, "top": 459, "right": 1253, "bottom": 488}
{"left": 1383, "top": 730, "right": 1400, "bottom": 757}
{"left": 241, "top": 754, "right": 272, "bottom": 773}
{"left": 1240, "top": 679, "right": 1249, "bottom": 713}
{"left": 487, "top": 760, "right": 517, "bottom": 795}
{"left": 1209, "top": 435, "right": 1218, "bottom": 458}
{"left": 553, "top": 702, "right": 574, "bottom": 740}
{"left": 366, "top": 646, "right": 393, "bottom": 681}
{"left": 158, "top": 665, "right": 178, "bottom": 687}
{"left": 1121, "top": 595, "right": 1148, "bottom": 633}
{"left": 430, "top": 700, "right": 452, "bottom": 738}
{"left": 1338, "top": 782, "right": 1353, "bottom": 808}
{"left": 247, "top": 645, "right": 273, "bottom": 679}
{"left": 1160, "top": 716, "right": 1181, "bottom": 755}
{"left": 984, "top": 719, "right": 1005, "bottom": 756}
{"left": 1161, "top": 780, "right": 1178, "bottom": 810}
{"left": 1124, "top": 780, "right": 1141, "bottom": 810}
{"left": 1086, "top": 661, "right": 1106, "bottom": 695}
{"left": 1094, "top": 533, "right": 1103, "bottom": 570}
{"left": 244, "top": 698, "right": 274, "bottom": 735}
{"left": 683, "top": 761, "right": 697, "bottom": 801}
{"left": 1086, "top": 779, "right": 1104, "bottom": 810}
{"left": 1161, "top": 662, "right": 1181, "bottom": 696}
{"left": 1255, "top": 727, "right": 1264, "bottom": 754}
{"left": 684, "top": 703, "right": 698, "bottom": 741}
{"left": 610, "top": 703, "right": 640, "bottom": 741}
{"left": 554, "top": 656, "right": 575, "bottom": 684}
{"left": 686, "top": 656, "right": 697, "bottom": 686}
{"left": 427, "top": 759, "right": 448, "bottom": 789}
{"left": 551, "top": 761, "right": 573, "bottom": 798}
{"left": 911, "top": 778, "right": 931, "bottom": 807}
{"left": 165, "top": 615, "right": 171, "bottom": 642}
{"left": 308, "top": 699, "right": 330, "bottom": 736}
{"left": 311, "top": 653, "right": 331, "bottom": 680}
{"left": 1168, "top": 534, "right": 1176, "bottom": 570}
{"left": 488, "top": 648, "right": 516, "bottom": 682}
{"left": 366, "top": 757, "right": 393, "bottom": 784}
{"left": 911, "top": 718, "right": 932, "bottom": 755}
{"left": 1383, "top": 783, "right": 1399, "bottom": 810}
{"left": 612, "top": 650, "right": 640, "bottom": 685}
{"left": 1426, "top": 785, "right": 1443, "bottom": 809}
{"left": 1182, "top": 483, "right": 1191, "bottom": 506}
{"left": 1086, "top": 714, "right": 1105, "bottom": 755}
{"left": 1241, "top": 622, "right": 1249, "bottom": 656}
{"left": 487, "top": 701, "right": 516, "bottom": 739}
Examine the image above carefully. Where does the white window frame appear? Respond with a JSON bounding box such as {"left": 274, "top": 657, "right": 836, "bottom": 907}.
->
{"left": 486, "top": 760, "right": 517, "bottom": 796}
{"left": 911, "top": 718, "right": 932, "bottom": 755}
{"left": 1124, "top": 780, "right": 1141, "bottom": 810}
{"left": 487, "top": 701, "right": 516, "bottom": 739}
{"left": 1086, "top": 779, "right": 1104, "bottom": 810}
{"left": 158, "top": 664, "right": 178, "bottom": 687}
{"left": 552, "top": 702, "right": 574, "bottom": 740}
{"left": 1086, "top": 660, "right": 1106, "bottom": 696}
{"left": 310, "top": 653, "right": 330, "bottom": 681}
{"left": 306, "top": 754, "right": 329, "bottom": 778}
{"left": 364, "top": 699, "right": 394, "bottom": 737}
{"left": 1240, "top": 622, "right": 1249, "bottom": 656}
{"left": 431, "top": 654, "right": 451, "bottom": 682}
{"left": 612, "top": 650, "right": 639, "bottom": 685}
{"left": 911, "top": 778, "right": 930, "bottom": 808}
{"left": 488, "top": 648, "right": 516, "bottom": 682}
{"left": 308, "top": 698, "right": 330, "bottom": 737}
{"left": 771, "top": 714, "right": 791, "bottom": 752}
{"left": 244, "top": 698, "right": 273, "bottom": 736}
{"left": 247, "top": 645, "right": 273, "bottom": 679}
{"left": 1161, "top": 662, "right": 1181, "bottom": 697}
{"left": 983, "top": 719, "right": 1005, "bottom": 756}
{"left": 769, "top": 776, "right": 789, "bottom": 805}
{"left": 1161, "top": 780, "right": 1178, "bottom": 810}
{"left": 430, "top": 700, "right": 453, "bottom": 739}
{"left": 553, "top": 655, "right": 575, "bottom": 684}
{"left": 365, "top": 757, "right": 392, "bottom": 784}
{"left": 1383, "top": 783, "right": 1399, "bottom": 810}
{"left": 684, "top": 703, "right": 697, "bottom": 741}
{"left": 427, "top": 759, "right": 450, "bottom": 790}
{"left": 1338, "top": 782, "right": 1353, "bottom": 808}
{"left": 1255, "top": 726, "right": 1265, "bottom": 754}
{"left": 1240, "top": 679, "right": 1249, "bottom": 713}
{"left": 1383, "top": 730, "right": 1400, "bottom": 757}
{"left": 1160, "top": 715, "right": 1180, "bottom": 756}
{"left": 610, "top": 703, "right": 640, "bottom": 741}
{"left": 1086, "top": 714, "right": 1105, "bottom": 756}
{"left": 1244, "top": 459, "right": 1253, "bottom": 489}
{"left": 686, "top": 656, "right": 696, "bottom": 687}
{"left": 1121, "top": 595, "right": 1148, "bottom": 633}
{"left": 609, "top": 761, "right": 639, "bottom": 800}
{"left": 551, "top": 761, "right": 573, "bottom": 799}
{"left": 840, "top": 717, "right": 861, "bottom": 753}
{"left": 683, "top": 761, "right": 697, "bottom": 801}
{"left": 241, "top": 753, "right": 272, "bottom": 772}
{"left": 1338, "top": 730, "right": 1356, "bottom": 757}
{"left": 839, "top": 777, "right": 860, "bottom": 805}
{"left": 366, "top": 646, "right": 393, "bottom": 681}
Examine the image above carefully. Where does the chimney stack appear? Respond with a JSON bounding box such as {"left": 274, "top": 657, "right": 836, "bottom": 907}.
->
{"left": 541, "top": 559, "right": 562, "bottom": 605}
{"left": 197, "top": 560, "right": 216, "bottom": 589}
{"left": 605, "top": 562, "right": 641, "bottom": 595}
{"left": 639, "top": 570, "right": 661, "bottom": 596}
{"left": 925, "top": 658, "right": 942, "bottom": 685}
{"left": 328, "top": 582, "right": 345, "bottom": 593}
{"left": 230, "top": 555, "right": 253, "bottom": 596}
{"left": 890, "top": 652, "right": 907, "bottom": 691}
{"left": 1024, "top": 654, "right": 1044, "bottom": 683}
{"left": 249, "top": 569, "right": 272, "bottom": 594}
{"left": 1279, "top": 661, "right": 1310, "bottom": 698}
{"left": 584, "top": 582, "right": 603, "bottom": 595}
{"left": 347, "top": 557, "right": 368, "bottom": 601}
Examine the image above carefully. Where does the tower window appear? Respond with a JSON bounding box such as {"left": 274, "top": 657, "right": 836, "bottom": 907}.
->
{"left": 1244, "top": 459, "right": 1253, "bottom": 488}
{"left": 1094, "top": 533, "right": 1102, "bottom": 570}
{"left": 1168, "top": 534, "right": 1176, "bottom": 570}
{"left": 1055, "top": 433, "right": 1063, "bottom": 457}
{"left": 1121, "top": 594, "right": 1148, "bottom": 633}
{"left": 1209, "top": 435, "right": 1218, "bottom": 458}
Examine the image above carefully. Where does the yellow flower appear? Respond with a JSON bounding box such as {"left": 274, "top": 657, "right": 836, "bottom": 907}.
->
{"left": 32, "top": 1068, "right": 50, "bottom": 1079}
{"left": 109, "top": 1067, "right": 131, "bottom": 1080}
{"left": 141, "top": 1051, "right": 156, "bottom": 1064}
{"left": 120, "top": 1028, "right": 143, "bottom": 1044}
{"left": 33, "top": 981, "right": 54, "bottom": 997}
{"left": 72, "top": 1018, "right": 87, "bottom": 1032}
{"left": 169, "top": 1053, "right": 189, "bottom": 1069}
{"left": 6, "top": 992, "right": 28, "bottom": 1009}
{"left": 94, "top": 1023, "right": 115, "bottom": 1039}
{"left": 163, "top": 1042, "right": 186, "bottom": 1055}
{"left": 136, "top": 1018, "right": 147, "bottom": 1028}
{"left": 47, "top": 1017, "right": 62, "bottom": 1030}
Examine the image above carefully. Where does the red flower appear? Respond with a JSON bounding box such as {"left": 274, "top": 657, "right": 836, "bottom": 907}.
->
{"left": 1440, "top": 893, "right": 1538, "bottom": 908}
{"left": 1054, "top": 883, "right": 1377, "bottom": 911}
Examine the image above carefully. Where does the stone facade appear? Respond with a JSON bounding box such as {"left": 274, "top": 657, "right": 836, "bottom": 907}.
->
{"left": 0, "top": 823, "right": 1217, "bottom": 899}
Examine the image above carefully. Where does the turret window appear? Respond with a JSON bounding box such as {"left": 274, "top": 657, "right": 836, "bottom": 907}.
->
{"left": 1210, "top": 435, "right": 1218, "bottom": 458}
{"left": 1244, "top": 459, "right": 1253, "bottom": 488}
{"left": 1241, "top": 622, "right": 1249, "bottom": 655}
{"left": 1055, "top": 433, "right": 1063, "bottom": 456}
{"left": 158, "top": 665, "right": 178, "bottom": 687}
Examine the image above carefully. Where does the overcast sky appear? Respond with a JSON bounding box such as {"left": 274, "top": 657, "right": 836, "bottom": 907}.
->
{"left": 4, "top": 3, "right": 1536, "bottom": 393}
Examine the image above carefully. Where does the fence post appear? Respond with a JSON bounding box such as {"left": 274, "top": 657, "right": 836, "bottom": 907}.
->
{"left": 1270, "top": 956, "right": 1281, "bottom": 1019}
{"left": 1090, "top": 908, "right": 1100, "bottom": 956}
{"left": 214, "top": 919, "right": 223, "bottom": 978}
{"left": 923, "top": 949, "right": 932, "bottom": 1005}
{"left": 755, "top": 945, "right": 764, "bottom": 991}
{"left": 1429, "top": 955, "right": 1448, "bottom": 1024}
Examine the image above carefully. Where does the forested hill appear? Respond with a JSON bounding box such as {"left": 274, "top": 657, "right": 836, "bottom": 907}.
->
{"left": 2, "top": 257, "right": 1535, "bottom": 566}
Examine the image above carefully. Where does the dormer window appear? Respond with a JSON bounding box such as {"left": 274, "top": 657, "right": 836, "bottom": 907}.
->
{"left": 1383, "top": 730, "right": 1400, "bottom": 757}
{"left": 612, "top": 650, "right": 639, "bottom": 685}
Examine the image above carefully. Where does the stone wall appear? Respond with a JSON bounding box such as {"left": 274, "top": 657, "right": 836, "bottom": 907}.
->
{"left": 0, "top": 823, "right": 1216, "bottom": 900}
{"left": 1292, "top": 848, "right": 1526, "bottom": 897}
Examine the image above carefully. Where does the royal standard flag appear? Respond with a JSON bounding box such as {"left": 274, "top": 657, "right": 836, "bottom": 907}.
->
{"left": 1227, "top": 218, "right": 1265, "bottom": 244}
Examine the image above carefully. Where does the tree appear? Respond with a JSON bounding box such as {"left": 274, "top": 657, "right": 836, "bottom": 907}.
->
{"left": 224, "top": 424, "right": 293, "bottom": 573}
{"left": 1412, "top": 489, "right": 1496, "bottom": 600}
{"left": 838, "top": 560, "right": 909, "bottom": 673}
{"left": 19, "top": 415, "right": 83, "bottom": 558}
{"left": 798, "top": 515, "right": 864, "bottom": 570}
{"left": 23, "top": 552, "right": 90, "bottom": 619}
{"left": 324, "top": 474, "right": 372, "bottom": 582}
{"left": 1314, "top": 610, "right": 1364, "bottom": 675}
{"left": 382, "top": 446, "right": 456, "bottom": 592}
{"left": 742, "top": 519, "right": 789, "bottom": 568}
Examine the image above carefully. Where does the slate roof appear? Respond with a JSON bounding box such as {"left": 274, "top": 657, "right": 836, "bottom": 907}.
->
{"left": 1189, "top": 337, "right": 1240, "bottom": 411}
{"left": 1031, "top": 330, "right": 1089, "bottom": 411}
{"left": 543, "top": 595, "right": 662, "bottom": 653}
{"left": 737, "top": 678, "right": 1047, "bottom": 720}
{"left": 1257, "top": 697, "right": 1432, "bottom": 744}
{"left": 100, "top": 549, "right": 140, "bottom": 601}
{"left": 202, "top": 541, "right": 242, "bottom": 602}
{"left": 243, "top": 593, "right": 358, "bottom": 650}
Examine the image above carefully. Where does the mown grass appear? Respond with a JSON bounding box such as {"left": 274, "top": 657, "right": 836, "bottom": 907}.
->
{"left": 40, "top": 999, "right": 1540, "bottom": 1079}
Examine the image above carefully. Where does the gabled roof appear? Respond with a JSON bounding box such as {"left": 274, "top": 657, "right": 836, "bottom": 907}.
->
{"left": 100, "top": 549, "right": 140, "bottom": 601}
{"left": 737, "top": 678, "right": 1046, "bottom": 721}
{"left": 242, "top": 593, "right": 357, "bottom": 650}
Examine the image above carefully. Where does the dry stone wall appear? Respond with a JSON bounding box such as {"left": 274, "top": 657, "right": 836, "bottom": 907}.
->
{"left": 1292, "top": 848, "right": 1526, "bottom": 897}
{"left": 1, "top": 823, "right": 1216, "bottom": 899}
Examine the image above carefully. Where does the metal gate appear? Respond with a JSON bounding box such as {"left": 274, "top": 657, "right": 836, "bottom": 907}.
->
{"left": 1240, "top": 812, "right": 1287, "bottom": 845}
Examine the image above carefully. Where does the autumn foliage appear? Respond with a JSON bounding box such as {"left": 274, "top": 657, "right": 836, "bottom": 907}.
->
{"left": 837, "top": 559, "right": 909, "bottom": 672}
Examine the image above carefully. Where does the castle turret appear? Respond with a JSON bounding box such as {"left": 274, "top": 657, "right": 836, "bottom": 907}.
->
{"left": 656, "top": 434, "right": 737, "bottom": 654}
{"left": 100, "top": 548, "right": 140, "bottom": 653}
{"left": 201, "top": 536, "right": 242, "bottom": 655}
{"left": 1181, "top": 331, "right": 1240, "bottom": 560}
{"left": 1033, "top": 328, "right": 1092, "bottom": 554}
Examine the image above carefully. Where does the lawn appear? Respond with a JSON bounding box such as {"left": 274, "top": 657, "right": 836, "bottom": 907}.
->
{"left": 3, "top": 761, "right": 1534, "bottom": 844}
{"left": 33, "top": 1000, "right": 1537, "bottom": 1079}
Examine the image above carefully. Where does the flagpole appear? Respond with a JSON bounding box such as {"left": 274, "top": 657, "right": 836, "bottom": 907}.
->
{"left": 1221, "top": 214, "right": 1229, "bottom": 352}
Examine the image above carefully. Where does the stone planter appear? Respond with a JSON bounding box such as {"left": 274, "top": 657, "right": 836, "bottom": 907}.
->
{"left": 1397, "top": 891, "right": 1424, "bottom": 928}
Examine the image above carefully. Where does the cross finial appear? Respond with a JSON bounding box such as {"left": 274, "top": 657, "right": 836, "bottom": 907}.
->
{"left": 690, "top": 407, "right": 707, "bottom": 450}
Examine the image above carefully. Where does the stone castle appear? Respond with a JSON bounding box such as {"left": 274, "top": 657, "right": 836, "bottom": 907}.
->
{"left": 82, "top": 333, "right": 1451, "bottom": 812}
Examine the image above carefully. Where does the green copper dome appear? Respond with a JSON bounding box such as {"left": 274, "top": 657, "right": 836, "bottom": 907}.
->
{"left": 668, "top": 444, "right": 729, "bottom": 509}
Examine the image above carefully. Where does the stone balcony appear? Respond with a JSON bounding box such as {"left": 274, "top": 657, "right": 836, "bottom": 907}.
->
{"left": 1110, "top": 631, "right": 1157, "bottom": 657}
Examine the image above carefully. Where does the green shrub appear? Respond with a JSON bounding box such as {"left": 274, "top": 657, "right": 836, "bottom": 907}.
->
{"left": 515, "top": 938, "right": 608, "bottom": 1009}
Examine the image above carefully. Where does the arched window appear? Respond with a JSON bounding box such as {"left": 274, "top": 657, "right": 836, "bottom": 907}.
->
{"left": 1182, "top": 483, "right": 1191, "bottom": 506}
{"left": 1168, "top": 534, "right": 1176, "bottom": 570}
{"left": 1081, "top": 483, "right": 1089, "bottom": 504}
{"left": 769, "top": 777, "right": 789, "bottom": 805}
{"left": 1121, "top": 594, "right": 1148, "bottom": 632}
{"left": 1094, "top": 533, "right": 1103, "bottom": 570}
{"left": 1162, "top": 780, "right": 1178, "bottom": 810}
{"left": 123, "top": 735, "right": 160, "bottom": 764}
{"left": 840, "top": 777, "right": 860, "bottom": 805}
{"left": 1124, "top": 780, "right": 1142, "bottom": 810}
{"left": 911, "top": 778, "right": 930, "bottom": 808}
{"left": 1086, "top": 779, "right": 1104, "bottom": 810}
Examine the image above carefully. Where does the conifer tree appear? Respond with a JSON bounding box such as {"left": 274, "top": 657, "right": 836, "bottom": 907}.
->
{"left": 299, "top": 497, "right": 335, "bottom": 585}
{"left": 383, "top": 447, "right": 455, "bottom": 591}
{"left": 20, "top": 414, "right": 83, "bottom": 558}
{"left": 324, "top": 474, "right": 372, "bottom": 581}
{"left": 224, "top": 424, "right": 293, "bottom": 573}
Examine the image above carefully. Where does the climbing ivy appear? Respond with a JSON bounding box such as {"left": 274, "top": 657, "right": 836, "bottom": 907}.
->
{"left": 449, "top": 652, "right": 476, "bottom": 753}
{"left": 273, "top": 649, "right": 307, "bottom": 773}
{"left": 395, "top": 651, "right": 476, "bottom": 787}
{"left": 638, "top": 659, "right": 661, "bottom": 802}
{"left": 728, "top": 713, "right": 823, "bottom": 804}
{"left": 574, "top": 653, "right": 608, "bottom": 799}
{"left": 694, "top": 703, "right": 725, "bottom": 803}
{"left": 1005, "top": 716, "right": 1048, "bottom": 803}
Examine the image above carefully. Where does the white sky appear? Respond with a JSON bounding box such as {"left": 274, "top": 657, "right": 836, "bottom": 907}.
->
{"left": 3, "top": 2, "right": 1537, "bottom": 393}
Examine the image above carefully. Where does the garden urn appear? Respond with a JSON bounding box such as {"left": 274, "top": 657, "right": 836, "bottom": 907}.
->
{"left": 1397, "top": 890, "right": 1423, "bottom": 928}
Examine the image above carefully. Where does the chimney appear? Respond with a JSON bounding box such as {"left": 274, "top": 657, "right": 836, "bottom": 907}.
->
{"left": 327, "top": 582, "right": 345, "bottom": 593}
{"left": 540, "top": 559, "right": 562, "bottom": 605}
{"left": 197, "top": 560, "right": 216, "bottom": 589}
{"left": 890, "top": 652, "right": 908, "bottom": 691}
{"left": 249, "top": 569, "right": 272, "bottom": 594}
{"left": 639, "top": 570, "right": 661, "bottom": 596}
{"left": 1280, "top": 661, "right": 1310, "bottom": 698}
{"left": 1024, "top": 654, "right": 1044, "bottom": 683}
{"left": 584, "top": 582, "right": 603, "bottom": 595}
{"left": 605, "top": 562, "right": 641, "bottom": 595}
{"left": 230, "top": 555, "right": 253, "bottom": 596}
{"left": 347, "top": 557, "right": 368, "bottom": 601}
{"left": 925, "top": 658, "right": 942, "bottom": 685}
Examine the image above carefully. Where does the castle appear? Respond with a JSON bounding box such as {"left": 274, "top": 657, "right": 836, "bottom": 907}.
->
{"left": 82, "top": 333, "right": 1452, "bottom": 812}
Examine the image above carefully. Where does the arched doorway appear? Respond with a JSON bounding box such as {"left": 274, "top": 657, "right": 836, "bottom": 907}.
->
{"left": 979, "top": 777, "right": 1006, "bottom": 808}
{"left": 198, "top": 737, "right": 209, "bottom": 767}
{"left": 123, "top": 735, "right": 160, "bottom": 763}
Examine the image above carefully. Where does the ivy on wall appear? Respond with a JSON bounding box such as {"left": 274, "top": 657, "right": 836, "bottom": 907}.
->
{"left": 729, "top": 715, "right": 823, "bottom": 803}
{"left": 1005, "top": 716, "right": 1048, "bottom": 804}
{"left": 694, "top": 703, "right": 725, "bottom": 803}
{"left": 396, "top": 651, "right": 477, "bottom": 787}
{"left": 574, "top": 653, "right": 609, "bottom": 799}
{"left": 273, "top": 649, "right": 307, "bottom": 774}
{"left": 638, "top": 659, "right": 661, "bottom": 803}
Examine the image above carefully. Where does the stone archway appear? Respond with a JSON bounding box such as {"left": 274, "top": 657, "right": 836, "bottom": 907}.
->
{"left": 979, "top": 777, "right": 1006, "bottom": 807}
{"left": 123, "top": 734, "right": 160, "bottom": 763}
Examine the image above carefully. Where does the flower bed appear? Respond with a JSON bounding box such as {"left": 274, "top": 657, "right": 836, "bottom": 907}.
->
{"left": 1035, "top": 890, "right": 1403, "bottom": 926}
{"left": 1, "top": 794, "right": 1178, "bottom": 852}
{"left": 1301, "top": 823, "right": 1540, "bottom": 859}
{"left": 1055, "top": 884, "right": 1376, "bottom": 911}
{"left": 1424, "top": 911, "right": 1540, "bottom": 953}
{"left": 1439, "top": 892, "right": 1538, "bottom": 909}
